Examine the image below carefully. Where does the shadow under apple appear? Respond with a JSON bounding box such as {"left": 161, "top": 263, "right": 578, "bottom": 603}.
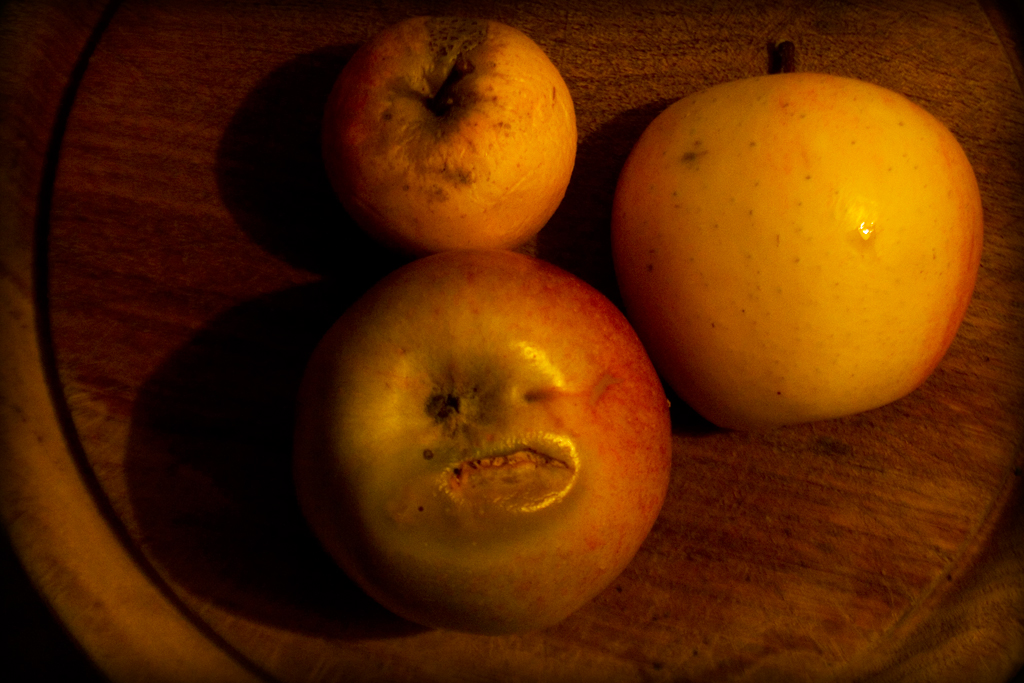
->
{"left": 535, "top": 97, "right": 676, "bottom": 304}
{"left": 122, "top": 47, "right": 425, "bottom": 640}
{"left": 123, "top": 281, "right": 424, "bottom": 640}
{"left": 214, "top": 44, "right": 406, "bottom": 283}
{"left": 536, "top": 97, "right": 719, "bottom": 436}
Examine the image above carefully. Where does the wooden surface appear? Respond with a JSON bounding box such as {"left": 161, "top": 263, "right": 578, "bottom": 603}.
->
{"left": 2, "top": 1, "right": 1024, "bottom": 681}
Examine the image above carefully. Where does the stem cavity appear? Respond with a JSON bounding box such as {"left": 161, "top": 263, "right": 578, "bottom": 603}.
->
{"left": 426, "top": 54, "right": 475, "bottom": 116}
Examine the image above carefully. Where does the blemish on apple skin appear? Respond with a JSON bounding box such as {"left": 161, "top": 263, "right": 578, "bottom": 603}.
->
{"left": 681, "top": 140, "right": 707, "bottom": 167}
{"left": 445, "top": 445, "right": 576, "bottom": 514}
{"left": 427, "top": 184, "right": 450, "bottom": 202}
{"left": 523, "top": 388, "right": 556, "bottom": 402}
{"left": 438, "top": 163, "right": 474, "bottom": 186}
{"left": 589, "top": 372, "right": 622, "bottom": 406}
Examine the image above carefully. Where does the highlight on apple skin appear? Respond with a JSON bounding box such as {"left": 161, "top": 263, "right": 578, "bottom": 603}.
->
{"left": 322, "top": 16, "right": 577, "bottom": 255}
{"left": 293, "top": 249, "right": 672, "bottom": 634}
{"left": 612, "top": 72, "right": 983, "bottom": 430}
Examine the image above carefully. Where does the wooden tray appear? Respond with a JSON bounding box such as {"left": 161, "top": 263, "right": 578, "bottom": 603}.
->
{"left": 2, "top": 1, "right": 1023, "bottom": 681}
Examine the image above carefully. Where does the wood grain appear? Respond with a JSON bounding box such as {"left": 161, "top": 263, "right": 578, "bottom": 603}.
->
{"left": 3, "top": 1, "right": 1024, "bottom": 681}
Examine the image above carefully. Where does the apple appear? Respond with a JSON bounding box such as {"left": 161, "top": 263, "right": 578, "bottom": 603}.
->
{"left": 292, "top": 249, "right": 672, "bottom": 634}
{"left": 322, "top": 16, "right": 577, "bottom": 255}
{"left": 611, "top": 72, "right": 983, "bottom": 430}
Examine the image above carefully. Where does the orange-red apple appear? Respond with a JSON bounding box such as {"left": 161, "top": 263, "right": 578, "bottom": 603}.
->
{"left": 322, "top": 16, "right": 577, "bottom": 255}
{"left": 293, "top": 250, "right": 671, "bottom": 633}
{"left": 612, "top": 72, "right": 983, "bottom": 430}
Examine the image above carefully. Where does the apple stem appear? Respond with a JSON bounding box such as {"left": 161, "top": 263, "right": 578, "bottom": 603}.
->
{"left": 427, "top": 55, "right": 475, "bottom": 116}
{"left": 768, "top": 41, "right": 797, "bottom": 74}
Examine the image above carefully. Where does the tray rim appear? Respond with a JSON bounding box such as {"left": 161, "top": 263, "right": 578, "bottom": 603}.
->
{"left": 0, "top": 0, "right": 265, "bottom": 680}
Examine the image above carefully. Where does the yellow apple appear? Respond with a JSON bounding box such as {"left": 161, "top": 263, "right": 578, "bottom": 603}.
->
{"left": 322, "top": 16, "right": 577, "bottom": 255}
{"left": 293, "top": 250, "right": 671, "bottom": 634}
{"left": 611, "top": 72, "right": 983, "bottom": 430}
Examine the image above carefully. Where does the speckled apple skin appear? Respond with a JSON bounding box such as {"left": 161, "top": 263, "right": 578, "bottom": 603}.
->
{"left": 323, "top": 17, "right": 577, "bottom": 255}
{"left": 612, "top": 73, "right": 983, "bottom": 430}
